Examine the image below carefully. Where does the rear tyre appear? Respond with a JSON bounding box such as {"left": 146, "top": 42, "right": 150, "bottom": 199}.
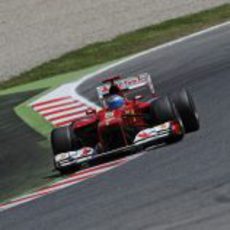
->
{"left": 171, "top": 89, "right": 200, "bottom": 133}
{"left": 51, "top": 126, "right": 81, "bottom": 156}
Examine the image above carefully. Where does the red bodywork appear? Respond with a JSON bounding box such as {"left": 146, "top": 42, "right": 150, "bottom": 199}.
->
{"left": 71, "top": 74, "right": 159, "bottom": 151}
{"left": 71, "top": 98, "right": 154, "bottom": 151}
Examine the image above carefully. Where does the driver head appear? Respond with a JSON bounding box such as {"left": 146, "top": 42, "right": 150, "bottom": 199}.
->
{"left": 106, "top": 95, "right": 125, "bottom": 110}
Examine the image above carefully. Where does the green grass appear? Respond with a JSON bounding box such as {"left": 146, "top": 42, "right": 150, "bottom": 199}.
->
{"left": 15, "top": 101, "right": 53, "bottom": 138}
{"left": 0, "top": 4, "right": 230, "bottom": 90}
{"left": 0, "top": 62, "right": 111, "bottom": 96}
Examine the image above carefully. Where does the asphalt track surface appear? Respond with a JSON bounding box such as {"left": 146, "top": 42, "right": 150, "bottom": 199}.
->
{"left": 0, "top": 91, "right": 52, "bottom": 201}
{"left": 1, "top": 24, "right": 230, "bottom": 229}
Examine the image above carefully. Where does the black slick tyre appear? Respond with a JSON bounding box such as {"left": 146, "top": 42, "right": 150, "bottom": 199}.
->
{"left": 150, "top": 96, "right": 184, "bottom": 143}
{"left": 172, "top": 89, "right": 200, "bottom": 133}
{"left": 51, "top": 126, "right": 81, "bottom": 155}
{"left": 150, "top": 96, "right": 177, "bottom": 125}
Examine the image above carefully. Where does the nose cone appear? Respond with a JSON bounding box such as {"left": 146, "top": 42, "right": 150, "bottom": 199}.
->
{"left": 98, "top": 111, "right": 126, "bottom": 151}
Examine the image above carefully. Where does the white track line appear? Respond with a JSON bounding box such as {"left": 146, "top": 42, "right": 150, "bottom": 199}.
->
{"left": 40, "top": 103, "right": 85, "bottom": 115}
{"left": 45, "top": 106, "right": 88, "bottom": 120}
{"left": 51, "top": 112, "right": 86, "bottom": 125}
{"left": 33, "top": 98, "right": 79, "bottom": 111}
{"left": 74, "top": 21, "right": 230, "bottom": 101}
{"left": 32, "top": 21, "right": 230, "bottom": 108}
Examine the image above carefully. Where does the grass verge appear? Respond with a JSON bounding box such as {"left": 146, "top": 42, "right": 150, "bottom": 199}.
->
{"left": 0, "top": 4, "right": 230, "bottom": 90}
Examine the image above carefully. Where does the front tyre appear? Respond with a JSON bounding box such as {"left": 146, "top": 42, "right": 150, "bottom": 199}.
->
{"left": 51, "top": 126, "right": 81, "bottom": 155}
{"left": 172, "top": 89, "right": 200, "bottom": 133}
{"left": 150, "top": 96, "right": 177, "bottom": 124}
{"left": 150, "top": 96, "right": 184, "bottom": 143}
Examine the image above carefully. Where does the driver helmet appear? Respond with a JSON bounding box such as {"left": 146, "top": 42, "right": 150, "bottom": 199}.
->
{"left": 107, "top": 95, "right": 125, "bottom": 110}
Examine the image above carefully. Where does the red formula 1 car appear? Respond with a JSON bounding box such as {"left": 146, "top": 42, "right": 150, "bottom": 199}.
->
{"left": 51, "top": 73, "right": 199, "bottom": 173}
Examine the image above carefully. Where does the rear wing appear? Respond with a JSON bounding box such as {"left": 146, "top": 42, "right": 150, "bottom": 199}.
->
{"left": 96, "top": 73, "right": 155, "bottom": 101}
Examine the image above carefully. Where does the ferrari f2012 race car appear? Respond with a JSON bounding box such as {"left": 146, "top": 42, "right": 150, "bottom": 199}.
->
{"left": 51, "top": 73, "right": 200, "bottom": 173}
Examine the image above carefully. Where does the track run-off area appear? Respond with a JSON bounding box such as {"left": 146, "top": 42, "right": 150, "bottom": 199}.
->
{"left": 0, "top": 22, "right": 230, "bottom": 230}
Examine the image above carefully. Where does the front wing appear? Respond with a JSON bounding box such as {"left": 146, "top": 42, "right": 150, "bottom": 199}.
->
{"left": 54, "top": 121, "right": 180, "bottom": 171}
